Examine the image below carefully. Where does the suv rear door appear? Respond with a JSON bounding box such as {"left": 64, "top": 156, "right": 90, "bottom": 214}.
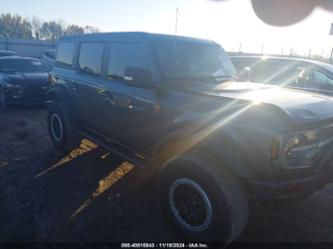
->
{"left": 72, "top": 42, "right": 106, "bottom": 131}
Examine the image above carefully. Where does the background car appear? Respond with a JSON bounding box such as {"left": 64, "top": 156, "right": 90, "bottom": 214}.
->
{"left": 0, "top": 56, "right": 49, "bottom": 107}
{"left": 40, "top": 49, "right": 55, "bottom": 72}
{"left": 0, "top": 49, "right": 16, "bottom": 57}
{"left": 231, "top": 55, "right": 333, "bottom": 96}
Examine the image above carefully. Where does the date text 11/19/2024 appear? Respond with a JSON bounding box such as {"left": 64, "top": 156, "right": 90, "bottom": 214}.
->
{"left": 120, "top": 242, "right": 209, "bottom": 248}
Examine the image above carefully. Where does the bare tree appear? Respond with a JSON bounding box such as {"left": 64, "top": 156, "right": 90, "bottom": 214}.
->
{"left": 31, "top": 15, "right": 42, "bottom": 40}
{"left": 0, "top": 13, "right": 33, "bottom": 39}
{"left": 64, "top": 24, "right": 84, "bottom": 36}
{"left": 0, "top": 13, "right": 100, "bottom": 40}
{"left": 84, "top": 25, "right": 100, "bottom": 34}
{"left": 39, "top": 21, "right": 63, "bottom": 40}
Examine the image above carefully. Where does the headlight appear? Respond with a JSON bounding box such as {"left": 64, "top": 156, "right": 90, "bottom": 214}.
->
{"left": 4, "top": 82, "right": 14, "bottom": 88}
{"left": 4, "top": 82, "right": 22, "bottom": 89}
{"left": 304, "top": 130, "right": 318, "bottom": 141}
{"left": 284, "top": 133, "right": 321, "bottom": 169}
{"left": 5, "top": 83, "right": 24, "bottom": 99}
{"left": 10, "top": 84, "right": 22, "bottom": 88}
{"left": 285, "top": 134, "right": 308, "bottom": 149}
{"left": 273, "top": 128, "right": 333, "bottom": 170}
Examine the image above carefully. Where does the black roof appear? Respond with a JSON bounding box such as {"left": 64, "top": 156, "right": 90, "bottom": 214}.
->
{"left": 59, "top": 32, "right": 215, "bottom": 45}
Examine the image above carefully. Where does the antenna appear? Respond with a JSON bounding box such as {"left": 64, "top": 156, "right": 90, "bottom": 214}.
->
{"left": 175, "top": 8, "right": 179, "bottom": 35}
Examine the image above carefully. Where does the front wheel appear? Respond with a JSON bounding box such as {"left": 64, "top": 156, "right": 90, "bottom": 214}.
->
{"left": 47, "top": 102, "right": 81, "bottom": 152}
{"left": 157, "top": 155, "right": 248, "bottom": 245}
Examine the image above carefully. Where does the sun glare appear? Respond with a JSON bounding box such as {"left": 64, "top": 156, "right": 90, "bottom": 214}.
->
{"left": 71, "top": 161, "right": 135, "bottom": 218}
{"left": 35, "top": 139, "right": 98, "bottom": 178}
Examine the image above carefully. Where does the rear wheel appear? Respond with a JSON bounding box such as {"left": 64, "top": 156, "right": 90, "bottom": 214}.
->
{"left": 157, "top": 154, "right": 248, "bottom": 245}
{"left": 47, "top": 102, "right": 81, "bottom": 152}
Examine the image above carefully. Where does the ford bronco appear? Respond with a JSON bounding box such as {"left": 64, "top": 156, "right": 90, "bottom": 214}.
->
{"left": 46, "top": 32, "right": 333, "bottom": 244}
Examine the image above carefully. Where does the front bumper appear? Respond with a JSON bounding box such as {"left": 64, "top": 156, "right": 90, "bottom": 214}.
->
{"left": 251, "top": 127, "right": 333, "bottom": 201}
{"left": 5, "top": 88, "right": 47, "bottom": 105}
{"left": 246, "top": 165, "right": 333, "bottom": 201}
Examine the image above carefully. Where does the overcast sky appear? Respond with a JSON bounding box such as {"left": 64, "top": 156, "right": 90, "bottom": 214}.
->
{"left": 2, "top": 0, "right": 333, "bottom": 57}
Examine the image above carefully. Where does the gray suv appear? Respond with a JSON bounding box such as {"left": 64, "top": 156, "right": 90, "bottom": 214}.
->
{"left": 46, "top": 32, "right": 333, "bottom": 244}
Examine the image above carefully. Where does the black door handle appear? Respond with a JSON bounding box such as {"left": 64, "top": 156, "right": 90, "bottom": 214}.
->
{"left": 98, "top": 88, "right": 116, "bottom": 105}
{"left": 97, "top": 88, "right": 112, "bottom": 98}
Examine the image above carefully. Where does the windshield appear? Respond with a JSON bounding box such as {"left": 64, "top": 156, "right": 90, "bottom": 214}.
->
{"left": 153, "top": 39, "right": 236, "bottom": 85}
{"left": 0, "top": 59, "right": 46, "bottom": 73}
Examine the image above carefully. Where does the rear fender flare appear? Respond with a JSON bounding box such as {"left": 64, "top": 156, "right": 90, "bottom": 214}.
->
{"left": 45, "top": 86, "right": 79, "bottom": 123}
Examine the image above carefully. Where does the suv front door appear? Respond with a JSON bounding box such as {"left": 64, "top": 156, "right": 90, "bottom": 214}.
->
{"left": 99, "top": 42, "right": 158, "bottom": 155}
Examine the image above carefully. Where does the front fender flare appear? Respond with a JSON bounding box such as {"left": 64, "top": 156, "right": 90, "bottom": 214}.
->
{"left": 153, "top": 128, "right": 256, "bottom": 179}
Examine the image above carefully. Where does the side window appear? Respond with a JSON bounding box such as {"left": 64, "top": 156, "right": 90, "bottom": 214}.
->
{"left": 248, "top": 60, "right": 269, "bottom": 83}
{"left": 266, "top": 62, "right": 306, "bottom": 85}
{"left": 250, "top": 60, "right": 302, "bottom": 85}
{"left": 232, "top": 59, "right": 255, "bottom": 72}
{"left": 78, "top": 43, "right": 104, "bottom": 75}
{"left": 107, "top": 43, "right": 147, "bottom": 81}
{"left": 313, "top": 70, "right": 329, "bottom": 84}
{"left": 312, "top": 70, "right": 333, "bottom": 91}
{"left": 56, "top": 42, "right": 75, "bottom": 66}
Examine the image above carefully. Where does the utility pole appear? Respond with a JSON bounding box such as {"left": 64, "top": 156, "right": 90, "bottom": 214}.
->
{"left": 238, "top": 43, "right": 242, "bottom": 53}
{"left": 5, "top": 37, "right": 9, "bottom": 51}
{"left": 175, "top": 8, "right": 179, "bottom": 35}
{"left": 329, "top": 23, "right": 333, "bottom": 63}
{"left": 261, "top": 43, "right": 264, "bottom": 55}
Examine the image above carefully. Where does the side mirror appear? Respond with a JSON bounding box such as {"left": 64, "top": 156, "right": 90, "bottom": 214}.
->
{"left": 237, "top": 67, "right": 252, "bottom": 82}
{"left": 124, "top": 67, "right": 154, "bottom": 87}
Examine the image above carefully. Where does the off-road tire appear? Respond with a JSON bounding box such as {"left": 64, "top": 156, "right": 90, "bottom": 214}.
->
{"left": 157, "top": 152, "right": 248, "bottom": 245}
{"left": 47, "top": 102, "right": 81, "bottom": 152}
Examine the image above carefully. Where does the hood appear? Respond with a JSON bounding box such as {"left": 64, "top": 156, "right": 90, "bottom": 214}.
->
{"left": 187, "top": 82, "right": 333, "bottom": 125}
{"left": 6, "top": 72, "right": 48, "bottom": 86}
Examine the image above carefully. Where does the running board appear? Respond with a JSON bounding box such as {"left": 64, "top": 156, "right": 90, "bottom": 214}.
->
{"left": 77, "top": 130, "right": 148, "bottom": 168}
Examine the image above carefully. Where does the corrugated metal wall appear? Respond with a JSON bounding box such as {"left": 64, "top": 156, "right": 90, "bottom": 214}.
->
{"left": 0, "top": 38, "right": 55, "bottom": 58}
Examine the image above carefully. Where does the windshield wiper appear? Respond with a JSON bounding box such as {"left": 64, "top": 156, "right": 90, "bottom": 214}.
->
{"left": 165, "top": 74, "right": 234, "bottom": 85}
{"left": 285, "top": 86, "right": 333, "bottom": 95}
{"left": 165, "top": 75, "right": 210, "bottom": 83}
{"left": 213, "top": 74, "right": 235, "bottom": 82}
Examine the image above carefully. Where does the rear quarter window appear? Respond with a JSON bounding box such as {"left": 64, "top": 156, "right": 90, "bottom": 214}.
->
{"left": 56, "top": 42, "right": 75, "bottom": 66}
